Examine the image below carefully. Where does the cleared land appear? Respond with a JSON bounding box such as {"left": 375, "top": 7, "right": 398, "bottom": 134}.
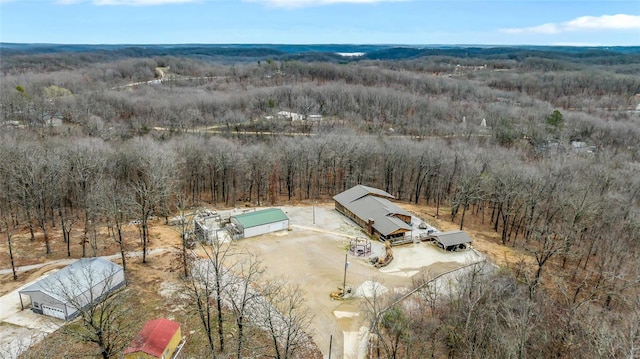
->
{"left": 233, "top": 204, "right": 482, "bottom": 359}
{"left": 0, "top": 203, "right": 485, "bottom": 359}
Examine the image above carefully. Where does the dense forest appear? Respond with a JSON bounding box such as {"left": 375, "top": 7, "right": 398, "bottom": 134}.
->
{"left": 1, "top": 45, "right": 639, "bottom": 358}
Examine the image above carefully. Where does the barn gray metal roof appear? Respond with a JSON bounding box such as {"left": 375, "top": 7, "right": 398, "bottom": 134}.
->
{"left": 433, "top": 230, "right": 473, "bottom": 247}
{"left": 334, "top": 185, "right": 412, "bottom": 236}
{"left": 19, "top": 257, "right": 124, "bottom": 304}
{"left": 332, "top": 184, "right": 395, "bottom": 205}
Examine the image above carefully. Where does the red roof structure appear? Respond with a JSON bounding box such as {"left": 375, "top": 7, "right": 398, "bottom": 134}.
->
{"left": 123, "top": 318, "right": 181, "bottom": 357}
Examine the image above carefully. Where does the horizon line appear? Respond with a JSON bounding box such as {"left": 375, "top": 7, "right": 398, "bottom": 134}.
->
{"left": 1, "top": 42, "right": 638, "bottom": 48}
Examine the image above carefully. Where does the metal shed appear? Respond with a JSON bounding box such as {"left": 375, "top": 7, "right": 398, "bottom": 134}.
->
{"left": 124, "top": 318, "right": 182, "bottom": 359}
{"left": 431, "top": 230, "right": 473, "bottom": 251}
{"left": 18, "top": 258, "right": 125, "bottom": 320}
{"left": 231, "top": 208, "right": 289, "bottom": 238}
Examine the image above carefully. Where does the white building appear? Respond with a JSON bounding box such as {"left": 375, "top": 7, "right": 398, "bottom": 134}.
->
{"left": 231, "top": 208, "right": 289, "bottom": 238}
{"left": 18, "top": 258, "right": 125, "bottom": 320}
{"left": 277, "top": 111, "right": 305, "bottom": 121}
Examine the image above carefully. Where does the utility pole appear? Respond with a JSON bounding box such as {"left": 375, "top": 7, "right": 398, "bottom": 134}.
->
{"left": 313, "top": 200, "right": 316, "bottom": 225}
{"left": 342, "top": 252, "right": 349, "bottom": 297}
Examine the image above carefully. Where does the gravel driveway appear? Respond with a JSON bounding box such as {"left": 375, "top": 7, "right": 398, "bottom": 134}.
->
{"left": 0, "top": 271, "right": 64, "bottom": 359}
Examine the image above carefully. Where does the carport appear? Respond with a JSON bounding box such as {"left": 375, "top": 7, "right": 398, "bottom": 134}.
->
{"left": 431, "top": 230, "right": 473, "bottom": 251}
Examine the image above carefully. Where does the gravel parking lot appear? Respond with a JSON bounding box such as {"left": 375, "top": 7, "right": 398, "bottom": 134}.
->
{"left": 233, "top": 203, "right": 483, "bottom": 359}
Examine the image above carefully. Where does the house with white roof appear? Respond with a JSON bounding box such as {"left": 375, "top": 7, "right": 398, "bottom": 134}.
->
{"left": 18, "top": 258, "right": 125, "bottom": 320}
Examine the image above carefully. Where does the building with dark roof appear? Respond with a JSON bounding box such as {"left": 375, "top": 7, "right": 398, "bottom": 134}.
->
{"left": 333, "top": 185, "right": 412, "bottom": 241}
{"left": 18, "top": 258, "right": 125, "bottom": 320}
{"left": 124, "top": 318, "right": 182, "bottom": 359}
{"left": 431, "top": 230, "right": 473, "bottom": 251}
{"left": 230, "top": 208, "right": 289, "bottom": 238}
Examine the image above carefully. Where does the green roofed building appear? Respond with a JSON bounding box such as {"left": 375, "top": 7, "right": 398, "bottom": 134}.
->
{"left": 230, "top": 208, "right": 289, "bottom": 238}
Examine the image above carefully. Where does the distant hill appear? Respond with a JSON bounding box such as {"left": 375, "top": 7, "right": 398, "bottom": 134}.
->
{"left": 0, "top": 43, "right": 393, "bottom": 57}
{"left": 1, "top": 43, "right": 638, "bottom": 65}
{"left": 362, "top": 46, "right": 640, "bottom": 63}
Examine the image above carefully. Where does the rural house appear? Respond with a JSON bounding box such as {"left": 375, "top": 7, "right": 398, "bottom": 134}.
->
{"left": 18, "top": 258, "right": 125, "bottom": 320}
{"left": 334, "top": 185, "right": 412, "bottom": 241}
{"left": 277, "top": 111, "right": 304, "bottom": 121}
{"left": 230, "top": 208, "right": 289, "bottom": 238}
{"left": 123, "top": 318, "right": 183, "bottom": 359}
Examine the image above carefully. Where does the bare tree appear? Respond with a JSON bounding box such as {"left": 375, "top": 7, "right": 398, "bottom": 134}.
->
{"left": 0, "top": 198, "right": 18, "bottom": 280}
{"left": 487, "top": 166, "right": 524, "bottom": 245}
{"left": 15, "top": 146, "right": 60, "bottom": 254}
{"left": 259, "top": 280, "right": 313, "bottom": 359}
{"left": 186, "top": 256, "right": 220, "bottom": 358}
{"left": 186, "top": 238, "right": 238, "bottom": 356}
{"left": 243, "top": 145, "right": 273, "bottom": 206}
{"left": 65, "top": 140, "right": 108, "bottom": 257}
{"left": 58, "top": 200, "right": 78, "bottom": 258}
{"left": 0, "top": 143, "right": 19, "bottom": 280}
{"left": 379, "top": 305, "right": 411, "bottom": 359}
{"left": 44, "top": 261, "right": 131, "bottom": 359}
{"left": 525, "top": 226, "right": 564, "bottom": 298}
{"left": 451, "top": 168, "right": 485, "bottom": 230}
{"left": 127, "top": 139, "right": 176, "bottom": 263}
{"left": 100, "top": 179, "right": 133, "bottom": 271}
{"left": 227, "top": 252, "right": 265, "bottom": 359}
{"left": 362, "top": 280, "right": 396, "bottom": 359}
{"left": 173, "top": 193, "right": 195, "bottom": 278}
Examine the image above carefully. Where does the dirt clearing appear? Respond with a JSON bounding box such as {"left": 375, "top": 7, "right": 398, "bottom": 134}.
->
{"left": 1, "top": 201, "right": 501, "bottom": 359}
{"left": 233, "top": 204, "right": 482, "bottom": 359}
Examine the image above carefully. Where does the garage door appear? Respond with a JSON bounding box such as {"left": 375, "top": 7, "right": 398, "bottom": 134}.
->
{"left": 42, "top": 305, "right": 66, "bottom": 320}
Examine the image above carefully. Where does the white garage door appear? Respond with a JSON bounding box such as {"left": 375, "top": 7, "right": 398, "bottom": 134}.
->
{"left": 42, "top": 305, "right": 65, "bottom": 320}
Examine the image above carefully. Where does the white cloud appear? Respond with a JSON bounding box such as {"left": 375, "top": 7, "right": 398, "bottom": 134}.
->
{"left": 245, "top": 0, "right": 407, "bottom": 9}
{"left": 502, "top": 14, "right": 640, "bottom": 34}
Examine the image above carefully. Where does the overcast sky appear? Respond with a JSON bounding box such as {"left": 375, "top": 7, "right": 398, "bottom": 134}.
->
{"left": 0, "top": 0, "right": 638, "bottom": 45}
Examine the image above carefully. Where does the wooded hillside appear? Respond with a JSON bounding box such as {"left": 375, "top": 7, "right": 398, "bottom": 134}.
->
{"left": 1, "top": 46, "right": 639, "bottom": 358}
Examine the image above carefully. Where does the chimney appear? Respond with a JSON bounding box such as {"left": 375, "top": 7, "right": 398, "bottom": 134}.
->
{"left": 367, "top": 218, "right": 375, "bottom": 235}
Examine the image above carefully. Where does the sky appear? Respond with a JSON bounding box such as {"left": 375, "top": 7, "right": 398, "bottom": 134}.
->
{"left": 0, "top": 0, "right": 638, "bottom": 45}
